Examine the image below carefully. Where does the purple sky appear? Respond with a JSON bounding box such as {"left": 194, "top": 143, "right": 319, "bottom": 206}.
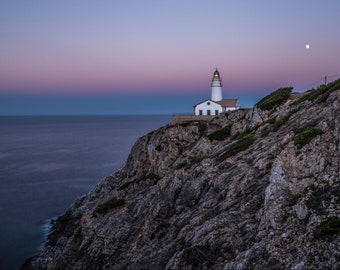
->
{"left": 1, "top": 0, "right": 339, "bottom": 114}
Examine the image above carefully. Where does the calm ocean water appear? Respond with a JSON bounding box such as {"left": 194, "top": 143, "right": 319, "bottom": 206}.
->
{"left": 0, "top": 115, "right": 170, "bottom": 270}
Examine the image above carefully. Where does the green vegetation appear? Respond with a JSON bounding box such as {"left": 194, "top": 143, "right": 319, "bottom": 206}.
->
{"left": 94, "top": 197, "right": 125, "bottom": 214}
{"left": 294, "top": 127, "right": 323, "bottom": 149}
{"left": 198, "top": 123, "right": 207, "bottom": 137}
{"left": 271, "top": 113, "right": 292, "bottom": 132}
{"left": 176, "top": 162, "right": 188, "bottom": 169}
{"left": 245, "top": 123, "right": 261, "bottom": 134}
{"left": 291, "top": 78, "right": 340, "bottom": 106}
{"left": 191, "top": 155, "right": 208, "bottom": 164}
{"left": 208, "top": 124, "right": 232, "bottom": 141}
{"left": 119, "top": 181, "right": 131, "bottom": 190}
{"left": 261, "top": 127, "right": 271, "bottom": 138}
{"left": 261, "top": 108, "right": 299, "bottom": 135}
{"left": 233, "top": 124, "right": 261, "bottom": 140}
{"left": 179, "top": 121, "right": 193, "bottom": 127}
{"left": 148, "top": 173, "right": 161, "bottom": 181}
{"left": 256, "top": 87, "right": 293, "bottom": 110}
{"left": 218, "top": 135, "right": 255, "bottom": 161}
{"left": 320, "top": 216, "right": 340, "bottom": 235}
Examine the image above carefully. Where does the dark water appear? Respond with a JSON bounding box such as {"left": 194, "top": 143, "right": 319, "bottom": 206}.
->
{"left": 0, "top": 115, "right": 170, "bottom": 270}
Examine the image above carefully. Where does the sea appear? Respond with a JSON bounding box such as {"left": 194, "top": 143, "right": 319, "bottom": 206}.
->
{"left": 0, "top": 115, "right": 170, "bottom": 270}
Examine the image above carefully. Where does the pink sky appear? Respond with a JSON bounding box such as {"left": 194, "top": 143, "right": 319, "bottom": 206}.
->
{"left": 0, "top": 1, "right": 340, "bottom": 113}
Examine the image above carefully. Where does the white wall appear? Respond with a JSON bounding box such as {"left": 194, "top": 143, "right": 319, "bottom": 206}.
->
{"left": 194, "top": 100, "right": 222, "bottom": 115}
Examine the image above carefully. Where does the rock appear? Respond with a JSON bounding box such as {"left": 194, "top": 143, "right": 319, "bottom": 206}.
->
{"left": 21, "top": 89, "right": 340, "bottom": 270}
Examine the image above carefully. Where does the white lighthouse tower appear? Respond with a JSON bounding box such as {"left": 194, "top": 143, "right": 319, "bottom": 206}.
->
{"left": 211, "top": 69, "right": 223, "bottom": 101}
{"left": 193, "top": 69, "right": 240, "bottom": 116}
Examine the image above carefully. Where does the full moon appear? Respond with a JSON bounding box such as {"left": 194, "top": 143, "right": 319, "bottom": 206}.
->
{"left": 305, "top": 44, "right": 310, "bottom": 49}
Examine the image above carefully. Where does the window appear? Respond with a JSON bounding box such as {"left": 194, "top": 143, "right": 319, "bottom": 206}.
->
{"left": 207, "top": 110, "right": 211, "bottom": 115}
{"left": 207, "top": 102, "right": 210, "bottom": 105}
{"left": 215, "top": 110, "right": 219, "bottom": 115}
{"left": 199, "top": 110, "right": 203, "bottom": 115}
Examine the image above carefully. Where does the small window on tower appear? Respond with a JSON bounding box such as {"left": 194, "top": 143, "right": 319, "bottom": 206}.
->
{"left": 207, "top": 102, "right": 210, "bottom": 105}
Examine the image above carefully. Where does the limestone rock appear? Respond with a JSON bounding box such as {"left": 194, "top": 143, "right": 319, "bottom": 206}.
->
{"left": 22, "top": 89, "right": 340, "bottom": 270}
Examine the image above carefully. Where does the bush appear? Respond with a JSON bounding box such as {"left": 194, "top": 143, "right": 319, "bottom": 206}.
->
{"left": 176, "top": 162, "right": 188, "bottom": 169}
{"left": 208, "top": 124, "right": 232, "bottom": 141}
{"left": 218, "top": 135, "right": 255, "bottom": 161}
{"left": 148, "top": 173, "right": 161, "bottom": 181}
{"left": 119, "top": 182, "right": 131, "bottom": 190}
{"left": 191, "top": 155, "right": 208, "bottom": 164}
{"left": 320, "top": 216, "right": 340, "bottom": 235}
{"left": 179, "top": 121, "right": 193, "bottom": 127}
{"left": 294, "top": 127, "right": 323, "bottom": 149}
{"left": 256, "top": 87, "right": 293, "bottom": 110}
{"left": 94, "top": 198, "right": 125, "bottom": 214}
{"left": 198, "top": 123, "right": 207, "bottom": 137}
{"left": 265, "top": 108, "right": 299, "bottom": 133}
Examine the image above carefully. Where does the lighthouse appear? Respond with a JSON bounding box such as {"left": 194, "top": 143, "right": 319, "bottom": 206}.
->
{"left": 193, "top": 69, "right": 240, "bottom": 116}
{"left": 211, "top": 69, "right": 223, "bottom": 101}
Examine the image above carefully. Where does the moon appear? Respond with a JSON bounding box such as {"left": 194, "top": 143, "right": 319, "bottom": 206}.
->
{"left": 305, "top": 44, "right": 310, "bottom": 49}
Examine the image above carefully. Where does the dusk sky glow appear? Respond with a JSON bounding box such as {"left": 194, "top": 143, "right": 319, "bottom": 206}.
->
{"left": 1, "top": 0, "right": 340, "bottom": 114}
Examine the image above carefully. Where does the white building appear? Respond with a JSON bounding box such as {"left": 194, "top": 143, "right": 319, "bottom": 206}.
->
{"left": 194, "top": 69, "right": 240, "bottom": 116}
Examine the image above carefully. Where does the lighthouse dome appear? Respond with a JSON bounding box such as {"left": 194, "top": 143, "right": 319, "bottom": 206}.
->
{"left": 213, "top": 69, "right": 221, "bottom": 80}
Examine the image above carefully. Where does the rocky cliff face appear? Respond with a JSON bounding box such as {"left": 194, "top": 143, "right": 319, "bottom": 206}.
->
{"left": 22, "top": 87, "right": 339, "bottom": 270}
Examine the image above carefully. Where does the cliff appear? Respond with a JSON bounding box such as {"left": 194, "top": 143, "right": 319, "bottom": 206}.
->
{"left": 22, "top": 84, "right": 339, "bottom": 270}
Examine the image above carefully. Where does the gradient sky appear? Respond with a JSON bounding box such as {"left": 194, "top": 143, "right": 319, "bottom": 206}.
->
{"left": 1, "top": 0, "right": 340, "bottom": 115}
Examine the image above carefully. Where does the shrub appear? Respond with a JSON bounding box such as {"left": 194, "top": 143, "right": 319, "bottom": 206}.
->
{"left": 198, "top": 123, "right": 207, "bottom": 137}
{"left": 191, "top": 155, "right": 208, "bottom": 164}
{"left": 271, "top": 114, "right": 292, "bottom": 132}
{"left": 256, "top": 87, "right": 293, "bottom": 110}
{"left": 119, "top": 182, "right": 131, "bottom": 190}
{"left": 148, "top": 173, "right": 161, "bottom": 181}
{"left": 179, "top": 121, "right": 193, "bottom": 127}
{"left": 208, "top": 124, "right": 232, "bottom": 141}
{"left": 261, "top": 127, "right": 271, "bottom": 137}
{"left": 320, "top": 216, "right": 340, "bottom": 235}
{"left": 218, "top": 135, "right": 255, "bottom": 161}
{"left": 94, "top": 198, "right": 125, "bottom": 214}
{"left": 176, "top": 162, "right": 188, "bottom": 169}
{"left": 294, "top": 127, "right": 323, "bottom": 149}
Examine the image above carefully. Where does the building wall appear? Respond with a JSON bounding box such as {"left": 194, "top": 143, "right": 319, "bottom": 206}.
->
{"left": 194, "top": 100, "right": 222, "bottom": 115}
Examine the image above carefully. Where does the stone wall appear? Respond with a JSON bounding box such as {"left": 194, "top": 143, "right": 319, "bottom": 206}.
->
{"left": 171, "top": 115, "right": 215, "bottom": 124}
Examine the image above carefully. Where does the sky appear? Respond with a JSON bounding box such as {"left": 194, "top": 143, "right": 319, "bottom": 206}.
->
{"left": 0, "top": 0, "right": 339, "bottom": 115}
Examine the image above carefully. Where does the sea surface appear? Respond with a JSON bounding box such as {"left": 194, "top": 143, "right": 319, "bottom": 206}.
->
{"left": 0, "top": 115, "right": 170, "bottom": 270}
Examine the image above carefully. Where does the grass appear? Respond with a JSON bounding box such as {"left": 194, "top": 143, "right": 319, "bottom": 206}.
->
{"left": 256, "top": 87, "right": 293, "bottom": 110}
{"left": 294, "top": 127, "right": 323, "bottom": 149}
{"left": 208, "top": 124, "right": 232, "bottom": 141}
{"left": 94, "top": 197, "right": 125, "bottom": 214}
{"left": 218, "top": 135, "right": 255, "bottom": 161}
